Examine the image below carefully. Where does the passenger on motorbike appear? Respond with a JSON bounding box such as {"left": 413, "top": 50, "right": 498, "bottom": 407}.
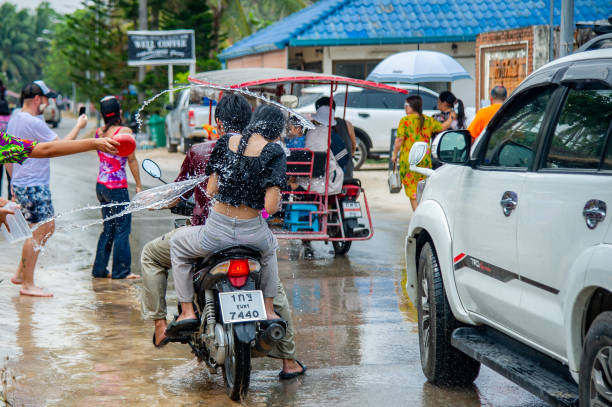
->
{"left": 168, "top": 104, "right": 287, "bottom": 332}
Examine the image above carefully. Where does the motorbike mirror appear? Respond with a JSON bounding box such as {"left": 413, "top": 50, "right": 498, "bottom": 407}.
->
{"left": 142, "top": 158, "right": 162, "bottom": 179}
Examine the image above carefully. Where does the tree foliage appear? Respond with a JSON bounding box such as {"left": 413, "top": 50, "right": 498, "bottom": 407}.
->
{"left": 0, "top": 2, "right": 57, "bottom": 90}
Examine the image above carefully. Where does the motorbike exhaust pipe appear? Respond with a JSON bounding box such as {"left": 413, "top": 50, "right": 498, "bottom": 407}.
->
{"left": 252, "top": 321, "right": 286, "bottom": 358}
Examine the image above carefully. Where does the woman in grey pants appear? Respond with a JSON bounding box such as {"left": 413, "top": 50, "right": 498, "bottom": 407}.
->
{"left": 168, "top": 104, "right": 288, "bottom": 332}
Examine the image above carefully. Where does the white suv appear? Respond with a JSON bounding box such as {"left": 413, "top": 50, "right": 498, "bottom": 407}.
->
{"left": 404, "top": 48, "right": 612, "bottom": 406}
{"left": 295, "top": 84, "right": 440, "bottom": 169}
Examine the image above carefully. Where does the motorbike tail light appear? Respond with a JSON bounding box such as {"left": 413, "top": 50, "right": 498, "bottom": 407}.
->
{"left": 341, "top": 185, "right": 360, "bottom": 199}
{"left": 228, "top": 259, "right": 249, "bottom": 287}
{"left": 188, "top": 109, "right": 195, "bottom": 127}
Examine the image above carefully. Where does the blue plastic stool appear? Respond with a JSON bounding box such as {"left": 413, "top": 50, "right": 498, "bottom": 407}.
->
{"left": 284, "top": 204, "right": 319, "bottom": 232}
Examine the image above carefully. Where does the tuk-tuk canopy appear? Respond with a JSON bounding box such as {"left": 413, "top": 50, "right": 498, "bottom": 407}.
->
{"left": 188, "top": 68, "right": 408, "bottom": 94}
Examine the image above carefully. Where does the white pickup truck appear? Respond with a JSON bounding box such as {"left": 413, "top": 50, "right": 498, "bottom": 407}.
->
{"left": 164, "top": 87, "right": 216, "bottom": 153}
{"left": 404, "top": 47, "right": 612, "bottom": 406}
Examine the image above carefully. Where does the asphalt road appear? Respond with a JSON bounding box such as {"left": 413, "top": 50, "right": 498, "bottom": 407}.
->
{"left": 0, "top": 117, "right": 547, "bottom": 406}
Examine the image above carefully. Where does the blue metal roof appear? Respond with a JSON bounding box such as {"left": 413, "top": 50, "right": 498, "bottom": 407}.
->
{"left": 219, "top": 0, "right": 612, "bottom": 60}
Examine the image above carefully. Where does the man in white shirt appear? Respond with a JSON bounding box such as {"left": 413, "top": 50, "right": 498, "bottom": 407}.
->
{"left": 7, "top": 80, "right": 87, "bottom": 297}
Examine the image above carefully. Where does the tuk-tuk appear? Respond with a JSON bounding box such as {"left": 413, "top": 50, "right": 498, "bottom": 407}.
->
{"left": 188, "top": 68, "right": 407, "bottom": 255}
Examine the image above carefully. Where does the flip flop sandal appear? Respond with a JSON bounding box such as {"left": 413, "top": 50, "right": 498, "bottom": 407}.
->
{"left": 279, "top": 360, "right": 307, "bottom": 380}
{"left": 165, "top": 318, "right": 200, "bottom": 338}
{"left": 152, "top": 331, "right": 170, "bottom": 348}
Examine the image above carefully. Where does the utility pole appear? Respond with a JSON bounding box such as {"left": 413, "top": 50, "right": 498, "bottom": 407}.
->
{"left": 138, "top": 0, "right": 147, "bottom": 103}
{"left": 559, "top": 0, "right": 574, "bottom": 57}
{"left": 549, "top": 0, "right": 555, "bottom": 61}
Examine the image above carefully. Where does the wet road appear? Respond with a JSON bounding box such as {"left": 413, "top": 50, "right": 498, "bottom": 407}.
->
{"left": 0, "top": 118, "right": 547, "bottom": 406}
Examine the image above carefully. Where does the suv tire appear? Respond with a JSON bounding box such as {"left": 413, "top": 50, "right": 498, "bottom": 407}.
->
{"left": 417, "top": 240, "right": 481, "bottom": 386}
{"left": 580, "top": 311, "right": 612, "bottom": 406}
{"left": 353, "top": 137, "right": 368, "bottom": 170}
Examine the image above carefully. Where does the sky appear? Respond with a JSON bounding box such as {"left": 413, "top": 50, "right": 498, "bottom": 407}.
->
{"left": 4, "top": 0, "right": 80, "bottom": 14}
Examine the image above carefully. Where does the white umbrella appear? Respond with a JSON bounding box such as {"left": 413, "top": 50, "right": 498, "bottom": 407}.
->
{"left": 367, "top": 50, "right": 471, "bottom": 83}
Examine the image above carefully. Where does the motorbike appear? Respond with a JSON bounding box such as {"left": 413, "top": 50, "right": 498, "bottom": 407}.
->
{"left": 141, "top": 159, "right": 287, "bottom": 400}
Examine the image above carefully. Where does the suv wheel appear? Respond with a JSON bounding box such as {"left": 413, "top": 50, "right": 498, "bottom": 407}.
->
{"left": 580, "top": 311, "right": 612, "bottom": 406}
{"left": 417, "top": 240, "right": 480, "bottom": 386}
{"left": 353, "top": 137, "right": 368, "bottom": 170}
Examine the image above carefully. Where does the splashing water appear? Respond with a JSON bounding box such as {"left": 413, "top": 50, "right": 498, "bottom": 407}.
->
{"left": 134, "top": 83, "right": 316, "bottom": 134}
{"left": 27, "top": 176, "right": 207, "bottom": 253}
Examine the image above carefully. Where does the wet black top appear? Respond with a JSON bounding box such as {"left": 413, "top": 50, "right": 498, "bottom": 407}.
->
{"left": 205, "top": 134, "right": 287, "bottom": 209}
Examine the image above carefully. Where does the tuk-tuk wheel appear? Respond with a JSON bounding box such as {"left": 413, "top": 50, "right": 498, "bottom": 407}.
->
{"left": 332, "top": 240, "right": 352, "bottom": 256}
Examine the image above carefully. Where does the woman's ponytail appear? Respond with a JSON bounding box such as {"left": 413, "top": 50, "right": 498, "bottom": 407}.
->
{"left": 456, "top": 99, "right": 465, "bottom": 128}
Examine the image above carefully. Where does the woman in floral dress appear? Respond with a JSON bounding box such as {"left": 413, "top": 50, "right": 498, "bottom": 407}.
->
{"left": 391, "top": 95, "right": 442, "bottom": 211}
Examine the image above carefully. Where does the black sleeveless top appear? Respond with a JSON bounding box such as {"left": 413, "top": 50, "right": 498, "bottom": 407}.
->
{"left": 205, "top": 134, "right": 287, "bottom": 209}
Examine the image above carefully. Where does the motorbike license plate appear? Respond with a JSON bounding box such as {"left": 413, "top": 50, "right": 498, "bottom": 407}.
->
{"left": 219, "top": 291, "right": 267, "bottom": 323}
{"left": 342, "top": 201, "right": 362, "bottom": 218}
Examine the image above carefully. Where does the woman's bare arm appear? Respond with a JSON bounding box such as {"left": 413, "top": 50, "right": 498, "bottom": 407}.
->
{"left": 206, "top": 173, "right": 219, "bottom": 198}
{"left": 30, "top": 138, "right": 119, "bottom": 158}
{"left": 127, "top": 151, "right": 142, "bottom": 193}
{"left": 264, "top": 186, "right": 282, "bottom": 215}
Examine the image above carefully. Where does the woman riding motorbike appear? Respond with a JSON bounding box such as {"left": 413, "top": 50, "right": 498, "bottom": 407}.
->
{"left": 167, "top": 104, "right": 287, "bottom": 335}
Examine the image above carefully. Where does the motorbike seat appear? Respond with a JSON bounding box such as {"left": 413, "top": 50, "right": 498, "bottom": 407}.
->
{"left": 343, "top": 178, "right": 361, "bottom": 187}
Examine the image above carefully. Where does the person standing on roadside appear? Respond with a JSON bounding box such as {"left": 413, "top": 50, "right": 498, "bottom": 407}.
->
{"left": 391, "top": 95, "right": 442, "bottom": 211}
{"left": 467, "top": 85, "right": 507, "bottom": 141}
{"left": 433, "top": 90, "right": 466, "bottom": 131}
{"left": 8, "top": 80, "right": 89, "bottom": 297}
{"left": 92, "top": 96, "right": 142, "bottom": 280}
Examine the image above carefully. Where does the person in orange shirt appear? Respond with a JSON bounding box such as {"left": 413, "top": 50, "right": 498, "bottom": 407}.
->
{"left": 467, "top": 85, "right": 507, "bottom": 141}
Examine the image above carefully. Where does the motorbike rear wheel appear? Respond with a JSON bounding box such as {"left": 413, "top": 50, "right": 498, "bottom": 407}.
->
{"left": 222, "top": 325, "right": 251, "bottom": 401}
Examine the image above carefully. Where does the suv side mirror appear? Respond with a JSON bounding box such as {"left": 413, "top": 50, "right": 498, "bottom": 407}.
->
{"left": 432, "top": 130, "right": 471, "bottom": 165}
{"left": 164, "top": 103, "right": 174, "bottom": 111}
{"left": 408, "top": 142, "right": 434, "bottom": 177}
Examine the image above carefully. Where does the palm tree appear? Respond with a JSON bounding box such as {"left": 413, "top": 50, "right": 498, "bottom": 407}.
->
{"left": 0, "top": 4, "right": 38, "bottom": 86}
{"left": 208, "top": 0, "right": 311, "bottom": 49}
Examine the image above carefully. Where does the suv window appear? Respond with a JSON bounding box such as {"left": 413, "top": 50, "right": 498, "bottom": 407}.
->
{"left": 482, "top": 86, "right": 554, "bottom": 169}
{"left": 545, "top": 88, "right": 612, "bottom": 170}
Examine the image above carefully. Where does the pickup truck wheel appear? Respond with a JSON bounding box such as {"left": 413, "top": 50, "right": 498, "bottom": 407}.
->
{"left": 580, "top": 311, "right": 612, "bottom": 406}
{"left": 166, "top": 127, "right": 177, "bottom": 153}
{"left": 180, "top": 136, "right": 193, "bottom": 154}
{"left": 417, "top": 241, "right": 480, "bottom": 386}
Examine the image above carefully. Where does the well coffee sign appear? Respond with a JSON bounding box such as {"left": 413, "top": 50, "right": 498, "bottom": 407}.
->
{"left": 127, "top": 30, "right": 195, "bottom": 66}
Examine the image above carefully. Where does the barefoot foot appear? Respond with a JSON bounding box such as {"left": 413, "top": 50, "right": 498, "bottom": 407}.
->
{"left": 125, "top": 274, "right": 140, "bottom": 280}
{"left": 10, "top": 276, "right": 23, "bottom": 285}
{"left": 20, "top": 285, "right": 53, "bottom": 297}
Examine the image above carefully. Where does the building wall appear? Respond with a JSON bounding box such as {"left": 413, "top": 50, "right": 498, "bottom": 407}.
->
{"left": 296, "top": 42, "right": 477, "bottom": 106}
{"left": 226, "top": 48, "right": 288, "bottom": 69}
{"left": 475, "top": 26, "right": 550, "bottom": 109}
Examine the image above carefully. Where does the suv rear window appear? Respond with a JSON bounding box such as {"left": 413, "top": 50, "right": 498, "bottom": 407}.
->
{"left": 545, "top": 88, "right": 612, "bottom": 170}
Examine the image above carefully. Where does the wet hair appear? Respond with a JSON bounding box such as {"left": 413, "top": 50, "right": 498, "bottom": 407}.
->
{"left": 215, "top": 93, "right": 252, "bottom": 133}
{"left": 438, "top": 91, "right": 465, "bottom": 128}
{"left": 315, "top": 96, "right": 336, "bottom": 111}
{"left": 405, "top": 95, "right": 424, "bottom": 132}
{"left": 490, "top": 85, "right": 508, "bottom": 101}
{"left": 238, "top": 104, "right": 286, "bottom": 155}
{"left": 100, "top": 96, "right": 122, "bottom": 132}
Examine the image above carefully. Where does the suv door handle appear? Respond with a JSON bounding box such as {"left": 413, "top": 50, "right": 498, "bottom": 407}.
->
{"left": 500, "top": 191, "right": 518, "bottom": 217}
{"left": 583, "top": 199, "right": 607, "bottom": 229}
{"left": 358, "top": 113, "right": 370, "bottom": 118}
